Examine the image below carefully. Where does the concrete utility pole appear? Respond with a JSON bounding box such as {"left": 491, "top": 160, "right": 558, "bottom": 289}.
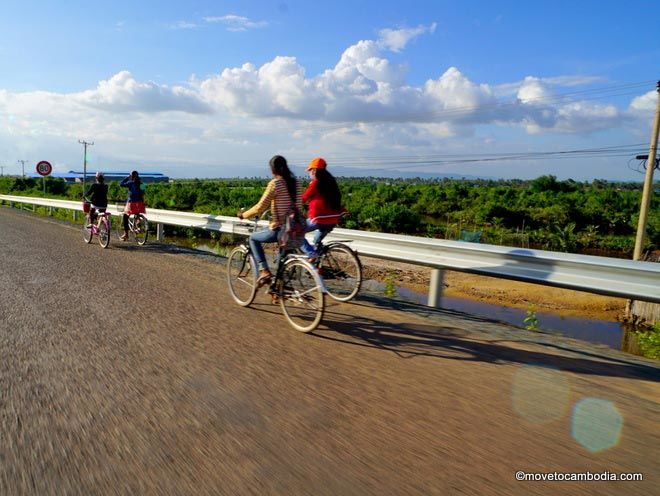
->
{"left": 78, "top": 140, "right": 94, "bottom": 191}
{"left": 632, "top": 80, "right": 660, "bottom": 261}
{"left": 0, "top": 165, "right": 5, "bottom": 176}
{"left": 18, "top": 160, "right": 27, "bottom": 178}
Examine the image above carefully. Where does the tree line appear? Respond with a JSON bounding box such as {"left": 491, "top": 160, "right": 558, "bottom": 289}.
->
{"left": 1, "top": 174, "right": 658, "bottom": 255}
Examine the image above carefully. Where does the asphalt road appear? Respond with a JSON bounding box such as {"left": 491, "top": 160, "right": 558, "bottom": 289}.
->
{"left": 1, "top": 207, "right": 659, "bottom": 495}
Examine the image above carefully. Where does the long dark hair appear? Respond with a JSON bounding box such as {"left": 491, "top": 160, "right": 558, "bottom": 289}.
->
{"left": 269, "top": 155, "right": 296, "bottom": 200}
{"left": 315, "top": 168, "right": 341, "bottom": 211}
{"left": 130, "top": 170, "right": 141, "bottom": 188}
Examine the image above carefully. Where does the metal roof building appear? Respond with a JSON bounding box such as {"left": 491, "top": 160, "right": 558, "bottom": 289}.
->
{"left": 29, "top": 171, "right": 169, "bottom": 183}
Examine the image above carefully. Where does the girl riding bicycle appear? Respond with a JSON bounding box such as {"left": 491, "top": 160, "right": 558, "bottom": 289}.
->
{"left": 237, "top": 155, "right": 302, "bottom": 287}
{"left": 84, "top": 171, "right": 108, "bottom": 225}
{"left": 120, "top": 170, "right": 146, "bottom": 241}
{"left": 302, "top": 157, "right": 344, "bottom": 259}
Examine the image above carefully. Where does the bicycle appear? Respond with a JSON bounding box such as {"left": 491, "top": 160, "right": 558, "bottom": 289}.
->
{"left": 81, "top": 200, "right": 111, "bottom": 249}
{"left": 309, "top": 240, "right": 362, "bottom": 302}
{"left": 226, "top": 216, "right": 325, "bottom": 333}
{"left": 115, "top": 201, "right": 149, "bottom": 245}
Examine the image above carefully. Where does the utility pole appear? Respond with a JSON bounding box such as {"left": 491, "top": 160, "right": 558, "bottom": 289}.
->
{"left": 18, "top": 160, "right": 27, "bottom": 178}
{"left": 632, "top": 80, "right": 660, "bottom": 261}
{"left": 0, "top": 165, "right": 4, "bottom": 176}
{"left": 78, "top": 139, "right": 94, "bottom": 191}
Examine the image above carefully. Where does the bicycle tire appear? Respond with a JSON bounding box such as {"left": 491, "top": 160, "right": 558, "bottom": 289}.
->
{"left": 82, "top": 215, "right": 93, "bottom": 243}
{"left": 134, "top": 214, "right": 148, "bottom": 245}
{"left": 227, "top": 246, "right": 257, "bottom": 306}
{"left": 318, "top": 243, "right": 362, "bottom": 302}
{"left": 98, "top": 217, "right": 110, "bottom": 248}
{"left": 279, "top": 258, "right": 325, "bottom": 333}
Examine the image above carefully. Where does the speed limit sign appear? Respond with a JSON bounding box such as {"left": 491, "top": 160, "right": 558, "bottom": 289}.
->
{"left": 36, "top": 161, "right": 53, "bottom": 176}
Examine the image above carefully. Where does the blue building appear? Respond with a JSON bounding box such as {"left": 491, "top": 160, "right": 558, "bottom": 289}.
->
{"left": 30, "top": 170, "right": 169, "bottom": 183}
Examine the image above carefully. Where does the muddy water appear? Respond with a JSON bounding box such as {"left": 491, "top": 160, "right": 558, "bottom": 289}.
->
{"left": 391, "top": 285, "right": 625, "bottom": 350}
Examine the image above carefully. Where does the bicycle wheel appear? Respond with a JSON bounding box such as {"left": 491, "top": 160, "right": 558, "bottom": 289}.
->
{"left": 82, "top": 215, "right": 93, "bottom": 243}
{"left": 227, "top": 246, "right": 257, "bottom": 306}
{"left": 98, "top": 217, "right": 110, "bottom": 248}
{"left": 318, "top": 243, "right": 362, "bottom": 302}
{"left": 134, "top": 214, "right": 149, "bottom": 245}
{"left": 279, "top": 259, "right": 324, "bottom": 332}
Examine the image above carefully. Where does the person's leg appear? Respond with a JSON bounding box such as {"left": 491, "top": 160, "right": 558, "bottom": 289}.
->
{"left": 96, "top": 208, "right": 106, "bottom": 227}
{"left": 302, "top": 219, "right": 317, "bottom": 256}
{"left": 122, "top": 213, "right": 129, "bottom": 239}
{"left": 313, "top": 224, "right": 334, "bottom": 250}
{"left": 249, "top": 228, "right": 279, "bottom": 273}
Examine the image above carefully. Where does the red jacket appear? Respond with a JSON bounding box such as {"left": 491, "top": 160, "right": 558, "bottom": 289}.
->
{"left": 302, "top": 180, "right": 343, "bottom": 225}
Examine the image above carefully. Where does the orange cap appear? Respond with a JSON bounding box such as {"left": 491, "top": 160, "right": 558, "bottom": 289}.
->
{"left": 307, "top": 157, "right": 327, "bottom": 171}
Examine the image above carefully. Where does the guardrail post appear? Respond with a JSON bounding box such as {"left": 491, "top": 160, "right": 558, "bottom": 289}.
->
{"left": 73, "top": 210, "right": 78, "bottom": 222}
{"left": 427, "top": 269, "right": 445, "bottom": 307}
{"left": 49, "top": 206, "right": 53, "bottom": 216}
{"left": 157, "top": 223, "right": 164, "bottom": 241}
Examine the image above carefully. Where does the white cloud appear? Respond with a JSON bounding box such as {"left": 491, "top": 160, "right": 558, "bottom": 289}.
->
{"left": 377, "top": 23, "right": 437, "bottom": 53}
{"left": 0, "top": 28, "right": 650, "bottom": 178}
{"left": 203, "top": 14, "right": 268, "bottom": 32}
{"left": 74, "top": 71, "right": 211, "bottom": 114}
{"left": 629, "top": 90, "right": 657, "bottom": 115}
{"left": 170, "top": 21, "right": 198, "bottom": 30}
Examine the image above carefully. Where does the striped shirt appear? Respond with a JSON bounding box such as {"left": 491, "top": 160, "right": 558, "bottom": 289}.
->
{"left": 242, "top": 177, "right": 302, "bottom": 228}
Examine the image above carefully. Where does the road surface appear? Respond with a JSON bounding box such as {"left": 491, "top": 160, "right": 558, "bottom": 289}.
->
{"left": 1, "top": 207, "right": 658, "bottom": 495}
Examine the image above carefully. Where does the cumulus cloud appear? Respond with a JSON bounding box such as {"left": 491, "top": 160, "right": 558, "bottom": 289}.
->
{"left": 203, "top": 14, "right": 268, "bottom": 32}
{"left": 0, "top": 26, "right": 651, "bottom": 175}
{"left": 74, "top": 71, "right": 211, "bottom": 114}
{"left": 377, "top": 23, "right": 437, "bottom": 52}
{"left": 629, "top": 90, "right": 657, "bottom": 116}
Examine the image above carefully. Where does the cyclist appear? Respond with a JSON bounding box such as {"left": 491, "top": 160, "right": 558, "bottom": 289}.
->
{"left": 237, "top": 155, "right": 302, "bottom": 287}
{"left": 83, "top": 171, "right": 108, "bottom": 226}
{"left": 301, "top": 157, "right": 344, "bottom": 259}
{"left": 120, "top": 170, "right": 146, "bottom": 241}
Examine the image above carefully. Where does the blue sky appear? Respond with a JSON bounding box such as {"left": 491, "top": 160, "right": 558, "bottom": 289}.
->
{"left": 1, "top": 0, "right": 658, "bottom": 180}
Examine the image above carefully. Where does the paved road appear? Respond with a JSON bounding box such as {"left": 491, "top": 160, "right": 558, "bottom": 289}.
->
{"left": 1, "top": 207, "right": 659, "bottom": 495}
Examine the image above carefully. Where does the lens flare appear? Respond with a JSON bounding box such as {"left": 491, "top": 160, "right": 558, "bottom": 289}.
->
{"left": 512, "top": 365, "right": 570, "bottom": 424}
{"left": 572, "top": 398, "right": 622, "bottom": 453}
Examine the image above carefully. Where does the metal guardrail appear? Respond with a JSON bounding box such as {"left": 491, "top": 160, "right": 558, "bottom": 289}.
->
{"left": 2, "top": 194, "right": 659, "bottom": 304}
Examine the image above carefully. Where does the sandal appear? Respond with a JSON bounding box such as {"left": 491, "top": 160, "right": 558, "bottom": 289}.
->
{"left": 256, "top": 270, "right": 272, "bottom": 288}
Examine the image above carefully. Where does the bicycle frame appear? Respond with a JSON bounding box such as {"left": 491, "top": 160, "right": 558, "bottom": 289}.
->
{"left": 115, "top": 200, "right": 149, "bottom": 245}
{"left": 82, "top": 208, "right": 112, "bottom": 248}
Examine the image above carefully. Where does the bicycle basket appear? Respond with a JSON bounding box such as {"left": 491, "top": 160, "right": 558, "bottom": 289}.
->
{"left": 82, "top": 201, "right": 91, "bottom": 213}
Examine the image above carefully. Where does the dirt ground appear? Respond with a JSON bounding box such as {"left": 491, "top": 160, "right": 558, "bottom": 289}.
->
{"left": 362, "top": 257, "right": 627, "bottom": 322}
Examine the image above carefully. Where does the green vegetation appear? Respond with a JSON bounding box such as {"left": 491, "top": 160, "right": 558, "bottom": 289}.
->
{"left": 1, "top": 174, "right": 658, "bottom": 254}
{"left": 523, "top": 306, "right": 540, "bottom": 331}
{"left": 635, "top": 322, "right": 660, "bottom": 360}
{"left": 383, "top": 273, "right": 398, "bottom": 298}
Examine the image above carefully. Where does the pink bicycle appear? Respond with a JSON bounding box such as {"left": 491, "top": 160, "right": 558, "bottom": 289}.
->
{"left": 81, "top": 200, "right": 111, "bottom": 248}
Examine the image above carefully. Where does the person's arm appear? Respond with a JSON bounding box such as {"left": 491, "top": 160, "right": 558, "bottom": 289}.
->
{"left": 120, "top": 177, "right": 130, "bottom": 187}
{"left": 83, "top": 184, "right": 94, "bottom": 198}
{"left": 302, "top": 180, "right": 317, "bottom": 204}
{"left": 241, "top": 180, "right": 276, "bottom": 219}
